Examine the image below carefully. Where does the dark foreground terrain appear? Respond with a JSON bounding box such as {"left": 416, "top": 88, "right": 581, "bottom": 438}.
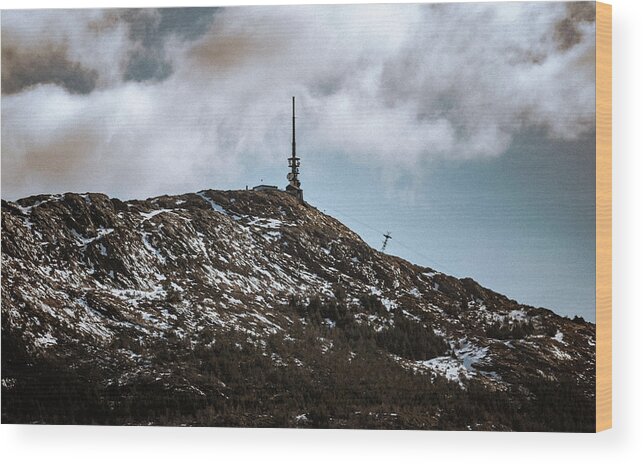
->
{"left": 1, "top": 189, "right": 595, "bottom": 430}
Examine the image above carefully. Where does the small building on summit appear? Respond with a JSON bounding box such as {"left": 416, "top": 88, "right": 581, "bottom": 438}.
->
{"left": 252, "top": 185, "right": 279, "bottom": 192}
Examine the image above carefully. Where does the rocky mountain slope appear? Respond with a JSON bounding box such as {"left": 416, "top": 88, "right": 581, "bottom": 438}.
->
{"left": 1, "top": 189, "right": 595, "bottom": 430}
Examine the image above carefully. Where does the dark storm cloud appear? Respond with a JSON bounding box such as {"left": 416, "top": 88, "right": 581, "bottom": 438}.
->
{"left": 119, "top": 7, "right": 217, "bottom": 83}
{"left": 554, "top": 1, "right": 596, "bottom": 51}
{"left": 1, "top": 45, "right": 98, "bottom": 95}
{"left": 158, "top": 7, "right": 219, "bottom": 41}
{"left": 0, "top": 7, "right": 218, "bottom": 93}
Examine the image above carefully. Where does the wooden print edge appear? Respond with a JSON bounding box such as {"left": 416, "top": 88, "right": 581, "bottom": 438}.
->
{"left": 595, "top": 1, "right": 612, "bottom": 433}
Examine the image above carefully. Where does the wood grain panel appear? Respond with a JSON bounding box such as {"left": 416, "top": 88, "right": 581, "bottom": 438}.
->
{"left": 596, "top": 1, "right": 612, "bottom": 433}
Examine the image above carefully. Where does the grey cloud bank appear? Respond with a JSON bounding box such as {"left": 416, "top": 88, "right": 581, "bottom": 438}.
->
{"left": 2, "top": 3, "right": 595, "bottom": 199}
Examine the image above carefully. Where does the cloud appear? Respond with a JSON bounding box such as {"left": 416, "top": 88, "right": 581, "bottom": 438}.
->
{"left": 1, "top": 44, "right": 98, "bottom": 95}
{"left": 554, "top": 2, "right": 596, "bottom": 51}
{"left": 117, "top": 7, "right": 218, "bottom": 83}
{"left": 1, "top": 3, "right": 596, "bottom": 200}
{"left": 0, "top": 7, "right": 218, "bottom": 90}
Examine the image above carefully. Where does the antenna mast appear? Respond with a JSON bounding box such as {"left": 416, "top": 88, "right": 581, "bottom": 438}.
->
{"left": 286, "top": 96, "right": 304, "bottom": 203}
{"left": 292, "top": 96, "right": 296, "bottom": 160}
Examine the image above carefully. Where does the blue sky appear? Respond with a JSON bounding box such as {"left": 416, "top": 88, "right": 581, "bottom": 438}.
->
{"left": 308, "top": 131, "right": 595, "bottom": 321}
{"left": 1, "top": 3, "right": 597, "bottom": 320}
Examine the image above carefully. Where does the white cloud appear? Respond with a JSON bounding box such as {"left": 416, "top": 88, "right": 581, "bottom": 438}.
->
{"left": 1, "top": 3, "right": 596, "bottom": 199}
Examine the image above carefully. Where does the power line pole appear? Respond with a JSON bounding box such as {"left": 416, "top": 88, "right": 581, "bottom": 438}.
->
{"left": 381, "top": 231, "right": 392, "bottom": 252}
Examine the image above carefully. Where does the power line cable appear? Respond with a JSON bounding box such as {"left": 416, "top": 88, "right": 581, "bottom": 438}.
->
{"left": 307, "top": 196, "right": 462, "bottom": 276}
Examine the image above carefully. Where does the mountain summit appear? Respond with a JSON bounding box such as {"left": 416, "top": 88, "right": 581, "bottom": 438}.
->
{"left": 1, "top": 189, "right": 595, "bottom": 430}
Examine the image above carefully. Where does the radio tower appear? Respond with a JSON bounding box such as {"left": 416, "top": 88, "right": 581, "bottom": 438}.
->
{"left": 285, "top": 96, "right": 304, "bottom": 203}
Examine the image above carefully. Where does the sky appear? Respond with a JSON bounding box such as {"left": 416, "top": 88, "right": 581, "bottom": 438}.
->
{"left": 1, "top": 3, "right": 597, "bottom": 321}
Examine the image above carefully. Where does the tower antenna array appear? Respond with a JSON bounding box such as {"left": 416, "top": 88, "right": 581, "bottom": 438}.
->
{"left": 285, "top": 96, "right": 304, "bottom": 203}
